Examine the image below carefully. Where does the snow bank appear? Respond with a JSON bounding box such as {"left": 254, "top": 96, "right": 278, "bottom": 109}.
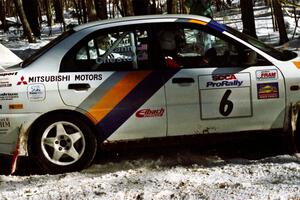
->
{"left": 1, "top": 154, "right": 300, "bottom": 199}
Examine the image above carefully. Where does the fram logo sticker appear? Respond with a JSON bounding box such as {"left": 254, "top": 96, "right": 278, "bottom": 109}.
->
{"left": 17, "top": 76, "right": 27, "bottom": 85}
{"left": 256, "top": 69, "right": 278, "bottom": 81}
{"left": 136, "top": 108, "right": 165, "bottom": 118}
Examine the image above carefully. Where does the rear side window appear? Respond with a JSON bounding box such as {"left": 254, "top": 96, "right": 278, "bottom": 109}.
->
{"left": 60, "top": 28, "right": 150, "bottom": 72}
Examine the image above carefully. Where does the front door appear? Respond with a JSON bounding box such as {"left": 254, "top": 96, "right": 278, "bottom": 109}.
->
{"left": 157, "top": 23, "right": 286, "bottom": 136}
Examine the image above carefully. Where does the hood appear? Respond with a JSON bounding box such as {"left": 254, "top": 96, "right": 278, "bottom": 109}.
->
{"left": 0, "top": 43, "right": 22, "bottom": 70}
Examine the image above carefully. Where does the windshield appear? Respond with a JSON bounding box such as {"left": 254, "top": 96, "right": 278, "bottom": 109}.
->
{"left": 225, "top": 26, "right": 297, "bottom": 61}
{"left": 22, "top": 29, "right": 74, "bottom": 68}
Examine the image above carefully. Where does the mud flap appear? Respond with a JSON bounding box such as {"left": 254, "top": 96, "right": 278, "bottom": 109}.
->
{"left": 289, "top": 102, "right": 300, "bottom": 153}
{"left": 10, "top": 137, "right": 20, "bottom": 174}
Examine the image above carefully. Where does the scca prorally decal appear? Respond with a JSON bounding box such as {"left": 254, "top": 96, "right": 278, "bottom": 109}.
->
{"left": 206, "top": 74, "right": 243, "bottom": 88}
{"left": 29, "top": 75, "right": 70, "bottom": 83}
{"left": 136, "top": 108, "right": 165, "bottom": 118}
{"left": 0, "top": 72, "right": 17, "bottom": 77}
{"left": 74, "top": 74, "right": 102, "bottom": 81}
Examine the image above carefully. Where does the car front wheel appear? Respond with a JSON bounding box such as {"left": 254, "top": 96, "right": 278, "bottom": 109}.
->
{"left": 29, "top": 113, "right": 97, "bottom": 174}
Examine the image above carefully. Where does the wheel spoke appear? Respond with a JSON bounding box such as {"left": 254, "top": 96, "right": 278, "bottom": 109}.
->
{"left": 52, "top": 149, "right": 64, "bottom": 161}
{"left": 43, "top": 137, "right": 56, "bottom": 148}
{"left": 66, "top": 146, "right": 80, "bottom": 160}
{"left": 69, "top": 132, "right": 82, "bottom": 143}
{"left": 56, "top": 123, "right": 67, "bottom": 137}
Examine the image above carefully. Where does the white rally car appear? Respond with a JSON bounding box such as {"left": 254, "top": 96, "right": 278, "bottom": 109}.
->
{"left": 1, "top": 14, "right": 300, "bottom": 174}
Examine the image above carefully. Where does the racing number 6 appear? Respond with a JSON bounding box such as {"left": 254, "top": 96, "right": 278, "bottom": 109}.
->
{"left": 219, "top": 90, "right": 233, "bottom": 116}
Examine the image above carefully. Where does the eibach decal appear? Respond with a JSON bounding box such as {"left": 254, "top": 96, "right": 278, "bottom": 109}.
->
{"left": 136, "top": 108, "right": 165, "bottom": 118}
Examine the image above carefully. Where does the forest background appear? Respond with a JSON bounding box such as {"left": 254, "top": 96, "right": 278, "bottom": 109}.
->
{"left": 0, "top": 0, "right": 300, "bottom": 48}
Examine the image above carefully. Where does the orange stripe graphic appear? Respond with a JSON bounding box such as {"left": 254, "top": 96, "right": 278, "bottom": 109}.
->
{"left": 88, "top": 71, "right": 151, "bottom": 124}
{"left": 293, "top": 61, "right": 300, "bottom": 69}
{"left": 189, "top": 19, "right": 207, "bottom": 26}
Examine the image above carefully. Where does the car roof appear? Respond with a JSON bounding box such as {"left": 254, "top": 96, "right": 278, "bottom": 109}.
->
{"left": 73, "top": 14, "right": 212, "bottom": 32}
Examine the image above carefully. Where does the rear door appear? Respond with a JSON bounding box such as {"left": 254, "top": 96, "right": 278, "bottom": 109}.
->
{"left": 156, "top": 22, "right": 286, "bottom": 136}
{"left": 58, "top": 25, "right": 168, "bottom": 141}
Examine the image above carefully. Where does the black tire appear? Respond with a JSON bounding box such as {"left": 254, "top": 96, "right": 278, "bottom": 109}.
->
{"left": 28, "top": 113, "right": 97, "bottom": 174}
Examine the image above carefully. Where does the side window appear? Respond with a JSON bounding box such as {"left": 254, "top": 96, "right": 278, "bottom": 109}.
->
{"left": 157, "top": 26, "right": 270, "bottom": 68}
{"left": 61, "top": 28, "right": 150, "bottom": 72}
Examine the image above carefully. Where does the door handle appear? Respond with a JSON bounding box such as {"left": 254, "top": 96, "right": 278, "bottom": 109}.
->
{"left": 68, "top": 83, "right": 91, "bottom": 91}
{"left": 172, "top": 77, "right": 195, "bottom": 84}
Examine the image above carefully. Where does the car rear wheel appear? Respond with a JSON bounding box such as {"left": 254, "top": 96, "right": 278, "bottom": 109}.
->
{"left": 29, "top": 113, "right": 97, "bottom": 174}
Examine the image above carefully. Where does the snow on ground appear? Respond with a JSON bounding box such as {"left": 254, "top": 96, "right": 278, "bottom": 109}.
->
{"left": 1, "top": 154, "right": 300, "bottom": 199}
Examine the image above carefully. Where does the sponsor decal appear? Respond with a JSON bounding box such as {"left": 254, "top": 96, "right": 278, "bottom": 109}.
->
{"left": 96, "top": 57, "right": 133, "bottom": 65}
{"left": 9, "top": 104, "right": 23, "bottom": 109}
{"left": 17, "top": 75, "right": 71, "bottom": 85}
{"left": 256, "top": 69, "right": 278, "bottom": 81}
{"left": 113, "top": 46, "right": 132, "bottom": 53}
{"left": 206, "top": 74, "right": 243, "bottom": 88}
{"left": 136, "top": 108, "right": 165, "bottom": 118}
{"left": 27, "top": 84, "right": 46, "bottom": 101}
{"left": 0, "top": 92, "right": 18, "bottom": 100}
{"left": 0, "top": 80, "right": 12, "bottom": 88}
{"left": 0, "top": 118, "right": 10, "bottom": 128}
{"left": 75, "top": 74, "right": 102, "bottom": 81}
{"left": 0, "top": 118, "right": 10, "bottom": 134}
{"left": 0, "top": 72, "right": 17, "bottom": 77}
{"left": 17, "top": 76, "right": 27, "bottom": 85}
{"left": 257, "top": 82, "right": 279, "bottom": 99}
{"left": 29, "top": 75, "right": 70, "bottom": 83}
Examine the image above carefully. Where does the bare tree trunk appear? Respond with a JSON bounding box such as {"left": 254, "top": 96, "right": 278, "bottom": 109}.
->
{"left": 240, "top": 0, "right": 257, "bottom": 38}
{"left": 81, "top": 0, "right": 87, "bottom": 23}
{"left": 44, "top": 0, "right": 53, "bottom": 26}
{"left": 13, "top": 0, "right": 35, "bottom": 42}
{"left": 0, "top": 0, "right": 8, "bottom": 32}
{"left": 216, "top": 0, "right": 221, "bottom": 11}
{"left": 23, "top": 0, "right": 40, "bottom": 38}
{"left": 87, "top": 0, "right": 97, "bottom": 21}
{"left": 167, "top": 0, "right": 172, "bottom": 13}
{"left": 272, "top": 0, "right": 289, "bottom": 44}
{"left": 167, "top": 0, "right": 177, "bottom": 13}
{"left": 53, "top": 0, "right": 65, "bottom": 30}
{"left": 121, "top": 0, "right": 134, "bottom": 16}
{"left": 73, "top": 0, "right": 82, "bottom": 24}
{"left": 95, "top": 0, "right": 108, "bottom": 19}
{"left": 133, "top": 0, "right": 150, "bottom": 15}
